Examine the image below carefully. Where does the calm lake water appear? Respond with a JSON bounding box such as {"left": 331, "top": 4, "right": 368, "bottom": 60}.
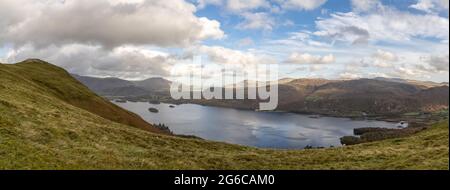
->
{"left": 114, "top": 102, "right": 396, "bottom": 149}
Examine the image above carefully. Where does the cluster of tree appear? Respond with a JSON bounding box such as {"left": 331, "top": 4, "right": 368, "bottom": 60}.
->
{"left": 154, "top": 123, "right": 172, "bottom": 134}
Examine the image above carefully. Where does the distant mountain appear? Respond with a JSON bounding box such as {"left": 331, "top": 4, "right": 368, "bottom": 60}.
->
{"left": 73, "top": 74, "right": 171, "bottom": 97}
{"left": 133, "top": 77, "right": 171, "bottom": 93}
{"left": 72, "top": 74, "right": 134, "bottom": 94}
{"left": 415, "top": 86, "right": 450, "bottom": 111}
{"left": 193, "top": 78, "right": 449, "bottom": 117}
{"left": 74, "top": 74, "right": 449, "bottom": 117}
{"left": 373, "top": 77, "right": 447, "bottom": 89}
{"left": 284, "top": 78, "right": 448, "bottom": 115}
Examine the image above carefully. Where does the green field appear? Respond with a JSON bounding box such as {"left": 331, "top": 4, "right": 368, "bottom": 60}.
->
{"left": 0, "top": 60, "right": 448, "bottom": 169}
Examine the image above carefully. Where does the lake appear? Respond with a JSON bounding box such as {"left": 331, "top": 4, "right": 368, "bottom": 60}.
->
{"left": 114, "top": 102, "right": 397, "bottom": 149}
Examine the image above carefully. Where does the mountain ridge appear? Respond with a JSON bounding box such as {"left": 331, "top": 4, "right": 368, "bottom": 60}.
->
{"left": 74, "top": 74, "right": 449, "bottom": 117}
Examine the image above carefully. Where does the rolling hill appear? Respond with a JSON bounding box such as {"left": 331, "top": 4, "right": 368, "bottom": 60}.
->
{"left": 277, "top": 78, "right": 447, "bottom": 116}
{"left": 0, "top": 59, "right": 448, "bottom": 169}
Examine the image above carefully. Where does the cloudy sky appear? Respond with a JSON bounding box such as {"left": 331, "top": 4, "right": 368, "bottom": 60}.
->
{"left": 0, "top": 0, "right": 448, "bottom": 82}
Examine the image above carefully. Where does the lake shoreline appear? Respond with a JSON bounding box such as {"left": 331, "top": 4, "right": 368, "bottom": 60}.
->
{"left": 112, "top": 100, "right": 402, "bottom": 149}
{"left": 108, "top": 96, "right": 446, "bottom": 124}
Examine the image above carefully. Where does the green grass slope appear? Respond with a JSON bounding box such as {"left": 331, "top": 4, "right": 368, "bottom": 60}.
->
{"left": 0, "top": 59, "right": 165, "bottom": 134}
{"left": 0, "top": 60, "right": 448, "bottom": 169}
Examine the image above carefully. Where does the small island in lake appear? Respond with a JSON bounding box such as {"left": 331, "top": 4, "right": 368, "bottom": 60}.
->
{"left": 148, "top": 108, "right": 159, "bottom": 113}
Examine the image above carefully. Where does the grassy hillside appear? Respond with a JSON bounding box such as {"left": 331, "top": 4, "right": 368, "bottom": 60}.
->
{"left": 0, "top": 60, "right": 448, "bottom": 169}
{"left": 0, "top": 59, "right": 166, "bottom": 134}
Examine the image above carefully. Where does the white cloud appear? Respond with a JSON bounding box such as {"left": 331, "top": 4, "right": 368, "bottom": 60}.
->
{"left": 315, "top": 9, "right": 449, "bottom": 44}
{"left": 410, "top": 0, "right": 435, "bottom": 13}
{"left": 4, "top": 44, "right": 175, "bottom": 79}
{"left": 0, "top": 0, "right": 224, "bottom": 48}
{"left": 280, "top": 0, "right": 327, "bottom": 11}
{"left": 395, "top": 66, "right": 426, "bottom": 78}
{"left": 197, "top": 0, "right": 275, "bottom": 31}
{"left": 351, "top": 0, "right": 380, "bottom": 12}
{"left": 197, "top": 0, "right": 270, "bottom": 12}
{"left": 337, "top": 49, "right": 448, "bottom": 81}
{"left": 237, "top": 12, "right": 275, "bottom": 31}
{"left": 196, "top": 0, "right": 327, "bottom": 32}
{"left": 226, "top": 0, "right": 270, "bottom": 12}
{"left": 314, "top": 12, "right": 371, "bottom": 45}
{"left": 198, "top": 0, "right": 326, "bottom": 12}
{"left": 372, "top": 61, "right": 392, "bottom": 68}
{"left": 187, "top": 45, "right": 276, "bottom": 65}
{"left": 285, "top": 53, "right": 335, "bottom": 64}
{"left": 410, "top": 0, "right": 449, "bottom": 13}
{"left": 1, "top": 0, "right": 448, "bottom": 83}
{"left": 340, "top": 72, "right": 362, "bottom": 79}
{"left": 374, "top": 49, "right": 398, "bottom": 61}
{"left": 269, "top": 31, "right": 332, "bottom": 50}
{"left": 367, "top": 72, "right": 390, "bottom": 78}
{"left": 197, "top": 0, "right": 224, "bottom": 9}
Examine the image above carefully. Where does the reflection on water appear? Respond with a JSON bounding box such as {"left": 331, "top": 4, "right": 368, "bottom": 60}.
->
{"left": 114, "top": 102, "right": 396, "bottom": 149}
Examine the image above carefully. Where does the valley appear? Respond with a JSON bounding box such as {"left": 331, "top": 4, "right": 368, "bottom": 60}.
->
{"left": 74, "top": 72, "right": 449, "bottom": 124}
{"left": 0, "top": 59, "right": 448, "bottom": 169}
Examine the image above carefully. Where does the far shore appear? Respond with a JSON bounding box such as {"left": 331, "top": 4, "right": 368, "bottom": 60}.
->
{"left": 109, "top": 96, "right": 448, "bottom": 124}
